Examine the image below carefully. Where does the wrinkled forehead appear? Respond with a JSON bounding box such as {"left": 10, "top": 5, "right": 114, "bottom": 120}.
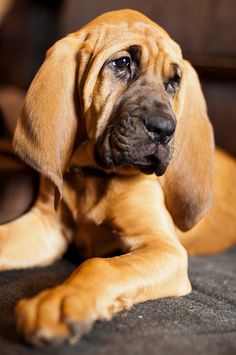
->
{"left": 78, "top": 10, "right": 182, "bottom": 61}
{"left": 72, "top": 10, "right": 183, "bottom": 111}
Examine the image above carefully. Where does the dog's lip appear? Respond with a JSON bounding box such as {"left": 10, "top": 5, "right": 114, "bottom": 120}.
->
{"left": 134, "top": 156, "right": 168, "bottom": 176}
{"left": 133, "top": 155, "right": 161, "bottom": 175}
{"left": 94, "top": 138, "right": 171, "bottom": 176}
{"left": 139, "top": 165, "right": 157, "bottom": 175}
{"left": 137, "top": 163, "right": 167, "bottom": 176}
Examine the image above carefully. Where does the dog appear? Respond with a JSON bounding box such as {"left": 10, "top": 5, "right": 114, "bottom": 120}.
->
{"left": 0, "top": 9, "right": 235, "bottom": 346}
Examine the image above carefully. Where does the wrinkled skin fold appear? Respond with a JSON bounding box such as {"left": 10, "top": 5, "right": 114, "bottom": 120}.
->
{"left": 0, "top": 9, "right": 235, "bottom": 347}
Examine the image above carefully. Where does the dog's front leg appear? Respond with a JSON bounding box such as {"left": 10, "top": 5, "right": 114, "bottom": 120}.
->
{"left": 16, "top": 177, "right": 191, "bottom": 346}
{"left": 0, "top": 178, "right": 72, "bottom": 270}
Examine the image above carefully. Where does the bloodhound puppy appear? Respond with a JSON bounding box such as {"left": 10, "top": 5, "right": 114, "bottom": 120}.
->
{"left": 0, "top": 9, "right": 236, "bottom": 346}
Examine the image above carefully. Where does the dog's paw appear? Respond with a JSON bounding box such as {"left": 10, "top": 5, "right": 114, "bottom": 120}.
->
{"left": 15, "top": 285, "right": 109, "bottom": 346}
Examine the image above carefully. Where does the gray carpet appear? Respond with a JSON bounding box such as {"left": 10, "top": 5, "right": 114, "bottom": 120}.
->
{"left": 0, "top": 246, "right": 235, "bottom": 355}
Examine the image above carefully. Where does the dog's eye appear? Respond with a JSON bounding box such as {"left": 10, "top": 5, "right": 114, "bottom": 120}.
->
{"left": 112, "top": 56, "right": 131, "bottom": 70}
{"left": 165, "top": 72, "right": 181, "bottom": 95}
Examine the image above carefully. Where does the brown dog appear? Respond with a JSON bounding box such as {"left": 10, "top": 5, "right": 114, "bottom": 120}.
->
{"left": 0, "top": 9, "right": 235, "bottom": 346}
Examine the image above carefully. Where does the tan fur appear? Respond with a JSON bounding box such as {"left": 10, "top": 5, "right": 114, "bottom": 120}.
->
{"left": 179, "top": 148, "right": 236, "bottom": 254}
{"left": 0, "top": 9, "right": 235, "bottom": 346}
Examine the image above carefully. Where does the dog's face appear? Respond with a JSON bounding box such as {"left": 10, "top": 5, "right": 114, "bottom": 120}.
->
{"left": 71, "top": 11, "right": 184, "bottom": 176}
{"left": 14, "top": 10, "right": 214, "bottom": 231}
{"left": 93, "top": 47, "right": 180, "bottom": 176}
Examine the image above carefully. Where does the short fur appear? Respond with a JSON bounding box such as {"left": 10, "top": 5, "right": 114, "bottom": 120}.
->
{"left": 0, "top": 10, "right": 235, "bottom": 346}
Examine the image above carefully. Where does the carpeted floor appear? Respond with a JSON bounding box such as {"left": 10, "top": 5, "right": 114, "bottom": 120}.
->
{"left": 0, "top": 246, "right": 235, "bottom": 355}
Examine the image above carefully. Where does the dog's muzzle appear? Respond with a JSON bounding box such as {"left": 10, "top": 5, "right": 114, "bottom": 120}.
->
{"left": 94, "top": 98, "right": 176, "bottom": 176}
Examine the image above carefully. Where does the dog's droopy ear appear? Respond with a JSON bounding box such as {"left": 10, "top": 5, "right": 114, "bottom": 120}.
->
{"left": 14, "top": 35, "right": 84, "bottom": 209}
{"left": 162, "top": 61, "right": 215, "bottom": 231}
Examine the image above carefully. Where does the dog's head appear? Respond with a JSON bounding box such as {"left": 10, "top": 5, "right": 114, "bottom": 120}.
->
{"left": 14, "top": 10, "right": 214, "bottom": 231}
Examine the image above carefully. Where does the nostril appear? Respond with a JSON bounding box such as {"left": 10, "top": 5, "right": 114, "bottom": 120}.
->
{"left": 144, "top": 116, "right": 176, "bottom": 144}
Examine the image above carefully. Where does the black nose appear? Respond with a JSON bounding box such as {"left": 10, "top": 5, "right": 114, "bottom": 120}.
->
{"left": 144, "top": 115, "right": 176, "bottom": 144}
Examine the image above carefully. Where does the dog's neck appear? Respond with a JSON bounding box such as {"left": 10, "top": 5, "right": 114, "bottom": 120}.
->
{"left": 69, "top": 165, "right": 144, "bottom": 179}
{"left": 70, "top": 165, "right": 117, "bottom": 178}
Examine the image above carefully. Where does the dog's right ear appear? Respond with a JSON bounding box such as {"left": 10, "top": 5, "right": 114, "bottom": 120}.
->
{"left": 14, "top": 34, "right": 87, "bottom": 209}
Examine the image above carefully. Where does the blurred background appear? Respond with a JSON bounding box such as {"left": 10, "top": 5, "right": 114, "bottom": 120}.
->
{"left": 0, "top": 0, "right": 235, "bottom": 222}
{"left": 0, "top": 0, "right": 235, "bottom": 154}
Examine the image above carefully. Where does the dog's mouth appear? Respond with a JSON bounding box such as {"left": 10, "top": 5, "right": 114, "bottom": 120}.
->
{"left": 94, "top": 132, "right": 173, "bottom": 176}
{"left": 133, "top": 155, "right": 168, "bottom": 175}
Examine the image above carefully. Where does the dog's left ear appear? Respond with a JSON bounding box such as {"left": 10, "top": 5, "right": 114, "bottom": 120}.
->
{"left": 162, "top": 61, "right": 215, "bottom": 231}
{"left": 13, "top": 34, "right": 86, "bottom": 209}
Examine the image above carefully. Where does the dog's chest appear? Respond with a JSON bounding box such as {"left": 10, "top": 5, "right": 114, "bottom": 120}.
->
{"left": 64, "top": 174, "right": 122, "bottom": 257}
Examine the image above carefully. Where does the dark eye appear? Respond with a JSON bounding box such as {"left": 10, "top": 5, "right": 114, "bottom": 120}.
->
{"left": 166, "top": 72, "right": 181, "bottom": 95}
{"left": 112, "top": 56, "right": 131, "bottom": 69}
